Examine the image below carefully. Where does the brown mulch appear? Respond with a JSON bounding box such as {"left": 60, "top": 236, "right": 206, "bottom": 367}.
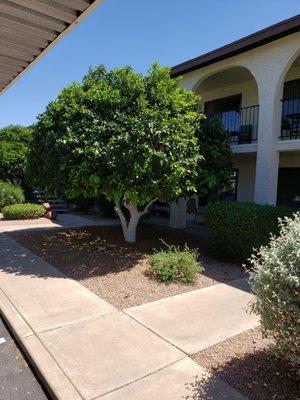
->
{"left": 191, "top": 327, "right": 299, "bottom": 400}
{"left": 8, "top": 224, "right": 245, "bottom": 309}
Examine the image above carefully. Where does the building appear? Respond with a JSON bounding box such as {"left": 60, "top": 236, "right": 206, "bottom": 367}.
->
{"left": 169, "top": 14, "right": 300, "bottom": 228}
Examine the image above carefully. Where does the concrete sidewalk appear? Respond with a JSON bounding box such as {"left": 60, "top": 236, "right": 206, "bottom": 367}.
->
{"left": 126, "top": 278, "right": 259, "bottom": 354}
{"left": 0, "top": 213, "right": 119, "bottom": 233}
{"left": 0, "top": 234, "right": 247, "bottom": 399}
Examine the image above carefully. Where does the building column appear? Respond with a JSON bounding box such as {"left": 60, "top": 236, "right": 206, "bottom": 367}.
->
{"left": 254, "top": 80, "right": 282, "bottom": 205}
{"left": 169, "top": 198, "right": 187, "bottom": 229}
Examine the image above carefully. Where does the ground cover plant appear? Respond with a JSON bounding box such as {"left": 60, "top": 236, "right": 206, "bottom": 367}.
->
{"left": 205, "top": 201, "right": 292, "bottom": 262}
{"left": 2, "top": 203, "right": 45, "bottom": 220}
{"left": 28, "top": 63, "right": 232, "bottom": 243}
{"left": 0, "top": 181, "right": 24, "bottom": 210}
{"left": 250, "top": 213, "right": 300, "bottom": 366}
{"left": 148, "top": 242, "right": 201, "bottom": 283}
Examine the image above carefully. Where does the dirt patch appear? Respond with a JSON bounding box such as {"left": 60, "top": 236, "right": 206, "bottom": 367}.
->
{"left": 191, "top": 327, "right": 299, "bottom": 400}
{"left": 8, "top": 224, "right": 245, "bottom": 309}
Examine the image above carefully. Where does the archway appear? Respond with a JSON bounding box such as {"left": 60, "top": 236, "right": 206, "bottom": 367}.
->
{"left": 195, "top": 66, "right": 259, "bottom": 145}
{"left": 280, "top": 53, "right": 300, "bottom": 140}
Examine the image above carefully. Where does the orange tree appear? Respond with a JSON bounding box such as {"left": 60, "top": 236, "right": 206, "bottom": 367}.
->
{"left": 28, "top": 63, "right": 231, "bottom": 242}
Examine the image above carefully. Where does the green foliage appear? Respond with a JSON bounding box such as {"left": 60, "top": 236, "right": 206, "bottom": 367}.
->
{"left": 0, "top": 125, "right": 32, "bottom": 181}
{"left": 2, "top": 203, "right": 45, "bottom": 220}
{"left": 206, "top": 201, "right": 293, "bottom": 262}
{"left": 249, "top": 213, "right": 300, "bottom": 365}
{"left": 0, "top": 181, "right": 24, "bottom": 210}
{"left": 27, "top": 63, "right": 201, "bottom": 206}
{"left": 148, "top": 242, "right": 202, "bottom": 284}
{"left": 194, "top": 118, "right": 233, "bottom": 198}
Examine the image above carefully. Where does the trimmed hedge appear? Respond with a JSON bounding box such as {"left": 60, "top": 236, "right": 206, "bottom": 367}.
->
{"left": 2, "top": 203, "right": 45, "bottom": 220}
{"left": 250, "top": 213, "right": 300, "bottom": 365}
{"left": 0, "top": 181, "right": 24, "bottom": 210}
{"left": 206, "top": 201, "right": 293, "bottom": 262}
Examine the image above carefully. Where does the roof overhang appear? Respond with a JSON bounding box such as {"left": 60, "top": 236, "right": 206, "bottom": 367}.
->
{"left": 0, "top": 0, "right": 103, "bottom": 94}
{"left": 171, "top": 14, "right": 300, "bottom": 78}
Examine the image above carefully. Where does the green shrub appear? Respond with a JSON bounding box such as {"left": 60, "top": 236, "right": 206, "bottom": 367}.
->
{"left": 205, "top": 201, "right": 292, "bottom": 262}
{"left": 0, "top": 181, "right": 24, "bottom": 210}
{"left": 148, "top": 242, "right": 202, "bottom": 284}
{"left": 249, "top": 213, "right": 300, "bottom": 365}
{"left": 2, "top": 203, "right": 45, "bottom": 220}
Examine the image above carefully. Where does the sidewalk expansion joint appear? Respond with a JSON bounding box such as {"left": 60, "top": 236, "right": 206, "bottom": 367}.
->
{"left": 122, "top": 309, "right": 190, "bottom": 356}
{"left": 36, "top": 310, "right": 118, "bottom": 335}
{"left": 92, "top": 355, "right": 188, "bottom": 399}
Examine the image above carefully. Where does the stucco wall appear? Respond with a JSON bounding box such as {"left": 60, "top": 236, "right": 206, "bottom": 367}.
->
{"left": 284, "top": 65, "right": 300, "bottom": 82}
{"left": 177, "top": 32, "right": 300, "bottom": 95}
{"left": 233, "top": 155, "right": 256, "bottom": 202}
{"left": 279, "top": 152, "right": 300, "bottom": 167}
{"left": 198, "top": 79, "right": 258, "bottom": 109}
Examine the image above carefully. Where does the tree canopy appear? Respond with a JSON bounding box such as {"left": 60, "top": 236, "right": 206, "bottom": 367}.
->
{"left": 0, "top": 125, "right": 32, "bottom": 182}
{"left": 195, "top": 118, "right": 233, "bottom": 199}
{"left": 28, "top": 63, "right": 232, "bottom": 241}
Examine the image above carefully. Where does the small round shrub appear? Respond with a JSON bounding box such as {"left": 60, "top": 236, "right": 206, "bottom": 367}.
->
{"left": 2, "top": 203, "right": 45, "bottom": 220}
{"left": 148, "top": 242, "right": 202, "bottom": 284}
{"left": 0, "top": 181, "right": 24, "bottom": 210}
{"left": 205, "top": 201, "right": 292, "bottom": 262}
{"left": 249, "top": 213, "right": 300, "bottom": 366}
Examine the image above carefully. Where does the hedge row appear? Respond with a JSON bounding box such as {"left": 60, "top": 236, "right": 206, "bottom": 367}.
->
{"left": 2, "top": 203, "right": 45, "bottom": 220}
{"left": 205, "top": 201, "right": 293, "bottom": 262}
{"left": 0, "top": 181, "right": 24, "bottom": 210}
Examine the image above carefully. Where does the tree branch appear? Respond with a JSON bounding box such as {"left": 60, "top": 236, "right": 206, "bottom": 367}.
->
{"left": 140, "top": 198, "right": 158, "bottom": 216}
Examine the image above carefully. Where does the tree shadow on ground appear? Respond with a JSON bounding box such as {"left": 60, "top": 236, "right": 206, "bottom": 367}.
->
{"left": 186, "top": 350, "right": 298, "bottom": 400}
{"left": 5, "top": 224, "right": 245, "bottom": 283}
{"left": 183, "top": 373, "right": 242, "bottom": 400}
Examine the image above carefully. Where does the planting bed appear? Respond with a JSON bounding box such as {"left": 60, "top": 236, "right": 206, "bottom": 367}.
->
{"left": 9, "top": 224, "right": 245, "bottom": 309}
{"left": 191, "top": 327, "right": 298, "bottom": 400}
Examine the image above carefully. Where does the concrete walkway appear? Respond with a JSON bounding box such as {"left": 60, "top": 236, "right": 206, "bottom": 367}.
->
{"left": 0, "top": 234, "right": 251, "bottom": 399}
{"left": 126, "top": 278, "right": 259, "bottom": 354}
{"left": 0, "top": 213, "right": 119, "bottom": 233}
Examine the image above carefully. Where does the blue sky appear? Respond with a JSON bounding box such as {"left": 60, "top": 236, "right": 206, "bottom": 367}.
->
{"left": 0, "top": 0, "right": 299, "bottom": 128}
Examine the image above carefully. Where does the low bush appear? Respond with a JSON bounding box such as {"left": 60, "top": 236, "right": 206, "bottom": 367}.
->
{"left": 0, "top": 181, "right": 24, "bottom": 210}
{"left": 205, "top": 201, "right": 292, "bottom": 262}
{"left": 249, "top": 213, "right": 300, "bottom": 365}
{"left": 148, "top": 242, "right": 202, "bottom": 284}
{"left": 2, "top": 203, "right": 45, "bottom": 220}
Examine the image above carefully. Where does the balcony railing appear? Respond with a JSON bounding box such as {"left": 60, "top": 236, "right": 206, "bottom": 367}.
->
{"left": 280, "top": 98, "right": 300, "bottom": 140}
{"left": 210, "top": 105, "right": 259, "bottom": 145}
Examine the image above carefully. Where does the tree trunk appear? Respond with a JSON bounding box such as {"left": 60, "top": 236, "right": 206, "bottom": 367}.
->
{"left": 124, "top": 208, "right": 140, "bottom": 242}
{"left": 114, "top": 198, "right": 157, "bottom": 243}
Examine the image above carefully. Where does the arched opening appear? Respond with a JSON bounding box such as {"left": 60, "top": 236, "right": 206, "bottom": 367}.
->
{"left": 276, "top": 52, "right": 300, "bottom": 209}
{"left": 195, "top": 66, "right": 259, "bottom": 145}
{"left": 280, "top": 53, "right": 300, "bottom": 141}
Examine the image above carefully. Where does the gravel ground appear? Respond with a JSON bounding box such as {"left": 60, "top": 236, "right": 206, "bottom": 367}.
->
{"left": 8, "top": 224, "right": 245, "bottom": 309}
{"left": 191, "top": 327, "right": 299, "bottom": 400}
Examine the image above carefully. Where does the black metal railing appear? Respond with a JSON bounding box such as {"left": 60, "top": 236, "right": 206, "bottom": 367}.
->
{"left": 280, "top": 97, "right": 300, "bottom": 140}
{"left": 210, "top": 105, "right": 259, "bottom": 145}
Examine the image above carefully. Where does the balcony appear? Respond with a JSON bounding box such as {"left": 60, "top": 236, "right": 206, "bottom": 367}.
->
{"left": 280, "top": 98, "right": 300, "bottom": 140}
{"left": 210, "top": 105, "right": 259, "bottom": 145}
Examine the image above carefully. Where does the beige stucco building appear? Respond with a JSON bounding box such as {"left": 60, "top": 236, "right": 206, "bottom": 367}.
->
{"left": 169, "top": 15, "right": 300, "bottom": 228}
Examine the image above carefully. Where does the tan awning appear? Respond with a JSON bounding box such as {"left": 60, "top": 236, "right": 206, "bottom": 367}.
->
{"left": 0, "top": 0, "right": 102, "bottom": 94}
